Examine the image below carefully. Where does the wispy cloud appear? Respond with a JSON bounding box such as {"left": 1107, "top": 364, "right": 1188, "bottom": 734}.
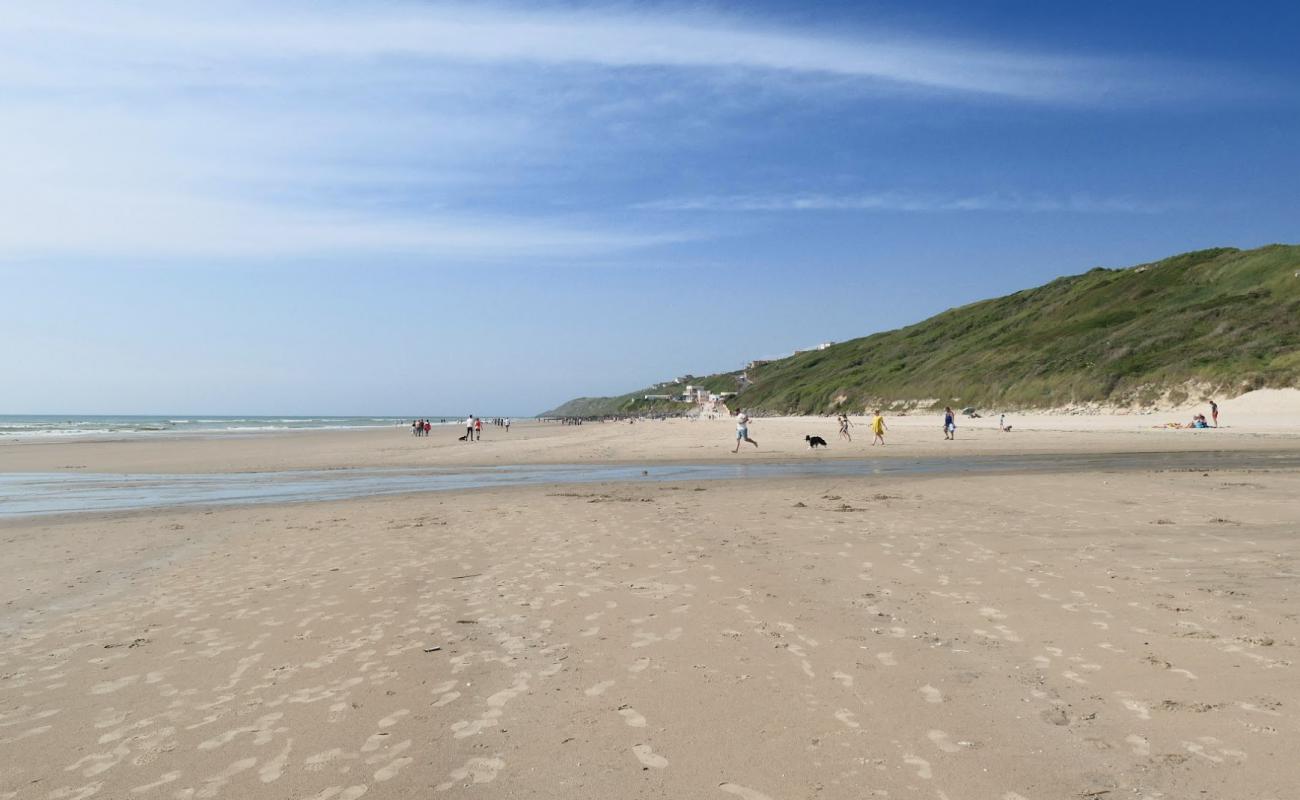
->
{"left": 635, "top": 192, "right": 1170, "bottom": 214}
{"left": 0, "top": 2, "right": 1217, "bottom": 104}
{"left": 0, "top": 2, "right": 1241, "bottom": 262}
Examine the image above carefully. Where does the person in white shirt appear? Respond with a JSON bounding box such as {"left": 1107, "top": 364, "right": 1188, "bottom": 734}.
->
{"left": 465, "top": 416, "right": 475, "bottom": 442}
{"left": 732, "top": 409, "right": 758, "bottom": 453}
{"left": 505, "top": 418, "right": 511, "bottom": 432}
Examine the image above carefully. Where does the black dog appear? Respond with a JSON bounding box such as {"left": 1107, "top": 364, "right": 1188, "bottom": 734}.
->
{"left": 457, "top": 434, "right": 469, "bottom": 441}
{"left": 805, "top": 435, "right": 828, "bottom": 448}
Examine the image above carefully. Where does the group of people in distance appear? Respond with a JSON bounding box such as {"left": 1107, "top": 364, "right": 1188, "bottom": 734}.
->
{"left": 732, "top": 407, "right": 891, "bottom": 452}
{"left": 731, "top": 405, "right": 1020, "bottom": 452}
{"left": 410, "top": 416, "right": 512, "bottom": 440}
{"left": 734, "top": 398, "right": 1224, "bottom": 452}
{"left": 461, "top": 416, "right": 512, "bottom": 441}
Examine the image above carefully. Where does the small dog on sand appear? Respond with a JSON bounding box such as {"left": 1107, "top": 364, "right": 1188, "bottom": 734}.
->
{"left": 805, "top": 435, "right": 828, "bottom": 448}
{"left": 457, "top": 434, "right": 469, "bottom": 441}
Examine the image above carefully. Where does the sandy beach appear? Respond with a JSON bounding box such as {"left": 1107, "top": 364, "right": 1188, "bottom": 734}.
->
{"left": 3, "top": 390, "right": 1300, "bottom": 476}
{"left": 3, "top": 409, "right": 1299, "bottom": 800}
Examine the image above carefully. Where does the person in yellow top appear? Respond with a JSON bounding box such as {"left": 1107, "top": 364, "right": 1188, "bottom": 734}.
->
{"left": 870, "top": 409, "right": 888, "bottom": 445}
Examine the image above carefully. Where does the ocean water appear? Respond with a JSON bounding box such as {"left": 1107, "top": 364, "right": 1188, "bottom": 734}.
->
{"left": 0, "top": 415, "right": 465, "bottom": 439}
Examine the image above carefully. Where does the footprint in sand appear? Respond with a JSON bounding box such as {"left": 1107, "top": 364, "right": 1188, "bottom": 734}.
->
{"left": 834, "top": 709, "right": 860, "bottom": 729}
{"left": 876, "top": 652, "right": 897, "bottom": 667}
{"left": 832, "top": 671, "right": 853, "bottom": 688}
{"left": 903, "top": 754, "right": 932, "bottom": 779}
{"left": 90, "top": 675, "right": 139, "bottom": 695}
{"left": 260, "top": 739, "right": 293, "bottom": 783}
{"left": 1117, "top": 696, "right": 1151, "bottom": 720}
{"left": 47, "top": 784, "right": 104, "bottom": 800}
{"left": 632, "top": 744, "right": 668, "bottom": 769}
{"left": 919, "top": 685, "right": 943, "bottom": 704}
{"left": 433, "top": 692, "right": 460, "bottom": 708}
{"left": 628, "top": 658, "right": 651, "bottom": 674}
{"left": 719, "top": 783, "right": 774, "bottom": 800}
{"left": 305, "top": 748, "right": 357, "bottom": 771}
{"left": 435, "top": 756, "right": 505, "bottom": 792}
{"left": 927, "top": 730, "right": 961, "bottom": 753}
{"left": 585, "top": 680, "right": 615, "bottom": 697}
{"left": 327, "top": 702, "right": 350, "bottom": 723}
{"left": 1125, "top": 734, "right": 1150, "bottom": 756}
{"left": 374, "top": 755, "right": 414, "bottom": 781}
{"left": 618, "top": 706, "right": 647, "bottom": 727}
{"left": 130, "top": 772, "right": 180, "bottom": 794}
{"left": 304, "top": 786, "right": 369, "bottom": 800}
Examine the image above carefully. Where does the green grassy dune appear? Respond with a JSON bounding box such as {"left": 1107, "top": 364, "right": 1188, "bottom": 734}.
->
{"left": 543, "top": 245, "right": 1300, "bottom": 417}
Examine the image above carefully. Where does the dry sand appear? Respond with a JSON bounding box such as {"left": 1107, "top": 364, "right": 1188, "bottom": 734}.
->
{"left": 3, "top": 440, "right": 1299, "bottom": 799}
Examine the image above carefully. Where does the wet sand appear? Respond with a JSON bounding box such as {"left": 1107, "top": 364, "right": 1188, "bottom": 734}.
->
{"left": 3, "top": 463, "right": 1298, "bottom": 799}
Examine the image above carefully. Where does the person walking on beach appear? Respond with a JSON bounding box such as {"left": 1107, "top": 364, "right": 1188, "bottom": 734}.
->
{"left": 505, "top": 418, "right": 511, "bottom": 433}
{"left": 1210, "top": 400, "right": 1219, "bottom": 427}
{"left": 465, "top": 415, "right": 475, "bottom": 442}
{"left": 942, "top": 406, "right": 956, "bottom": 440}
{"left": 413, "top": 420, "right": 420, "bottom": 437}
{"left": 838, "top": 414, "right": 853, "bottom": 442}
{"left": 732, "top": 409, "right": 758, "bottom": 453}
{"left": 474, "top": 416, "right": 483, "bottom": 441}
{"left": 424, "top": 420, "right": 432, "bottom": 436}
{"left": 870, "top": 410, "right": 888, "bottom": 445}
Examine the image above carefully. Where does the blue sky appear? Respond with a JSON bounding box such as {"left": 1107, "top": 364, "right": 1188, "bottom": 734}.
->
{"left": 2, "top": 1, "right": 1297, "bottom": 415}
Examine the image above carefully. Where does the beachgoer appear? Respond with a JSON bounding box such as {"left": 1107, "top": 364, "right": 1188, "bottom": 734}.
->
{"left": 870, "top": 410, "right": 888, "bottom": 445}
{"left": 474, "top": 417, "right": 483, "bottom": 440}
{"left": 423, "top": 420, "right": 431, "bottom": 436}
{"left": 505, "top": 418, "right": 511, "bottom": 432}
{"left": 732, "top": 409, "right": 758, "bottom": 453}
{"left": 838, "top": 414, "right": 853, "bottom": 442}
{"left": 942, "top": 406, "right": 956, "bottom": 440}
{"left": 1210, "top": 400, "right": 1219, "bottom": 427}
{"left": 465, "top": 415, "right": 475, "bottom": 442}
{"left": 412, "top": 420, "right": 420, "bottom": 437}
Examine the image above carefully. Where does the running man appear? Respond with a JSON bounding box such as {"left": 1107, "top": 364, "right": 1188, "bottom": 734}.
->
{"left": 870, "top": 410, "right": 888, "bottom": 445}
{"left": 732, "top": 409, "right": 758, "bottom": 453}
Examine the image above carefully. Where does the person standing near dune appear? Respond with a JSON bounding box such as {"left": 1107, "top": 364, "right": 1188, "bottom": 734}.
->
{"left": 1210, "top": 400, "right": 1219, "bottom": 427}
{"left": 943, "top": 406, "right": 956, "bottom": 440}
{"left": 870, "top": 410, "right": 888, "bottom": 445}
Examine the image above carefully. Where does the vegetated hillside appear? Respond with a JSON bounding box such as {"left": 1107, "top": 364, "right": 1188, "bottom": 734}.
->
{"left": 542, "top": 373, "right": 743, "bottom": 418}
{"left": 543, "top": 245, "right": 1300, "bottom": 416}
